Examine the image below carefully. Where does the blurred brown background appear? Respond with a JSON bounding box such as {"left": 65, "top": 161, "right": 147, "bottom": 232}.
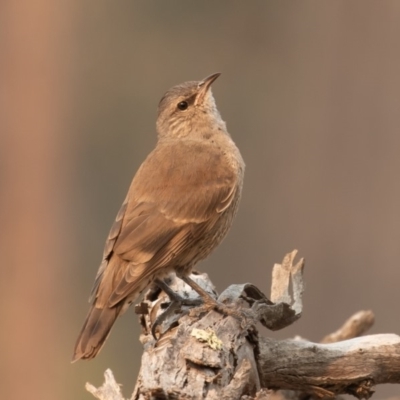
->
{"left": 2, "top": 1, "right": 400, "bottom": 399}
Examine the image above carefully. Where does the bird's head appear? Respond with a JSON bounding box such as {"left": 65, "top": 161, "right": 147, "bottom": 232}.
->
{"left": 156, "top": 73, "right": 225, "bottom": 138}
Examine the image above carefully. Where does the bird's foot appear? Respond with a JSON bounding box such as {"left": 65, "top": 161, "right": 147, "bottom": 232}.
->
{"left": 178, "top": 274, "right": 257, "bottom": 329}
{"left": 151, "top": 276, "right": 257, "bottom": 339}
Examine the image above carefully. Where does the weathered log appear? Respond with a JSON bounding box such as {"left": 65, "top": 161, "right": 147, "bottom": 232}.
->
{"left": 85, "top": 251, "right": 400, "bottom": 400}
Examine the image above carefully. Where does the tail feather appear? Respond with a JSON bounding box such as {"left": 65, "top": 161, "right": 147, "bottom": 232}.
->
{"left": 72, "top": 303, "right": 122, "bottom": 362}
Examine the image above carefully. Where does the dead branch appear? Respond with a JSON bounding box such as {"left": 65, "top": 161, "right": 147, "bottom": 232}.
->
{"left": 86, "top": 369, "right": 124, "bottom": 400}
{"left": 258, "top": 334, "right": 400, "bottom": 398}
{"left": 85, "top": 251, "right": 400, "bottom": 400}
{"left": 321, "top": 310, "right": 375, "bottom": 344}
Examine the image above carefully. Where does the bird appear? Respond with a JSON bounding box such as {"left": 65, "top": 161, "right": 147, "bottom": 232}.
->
{"left": 73, "top": 73, "right": 245, "bottom": 361}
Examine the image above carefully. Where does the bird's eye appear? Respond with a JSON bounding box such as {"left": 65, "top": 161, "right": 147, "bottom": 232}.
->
{"left": 177, "top": 101, "right": 189, "bottom": 111}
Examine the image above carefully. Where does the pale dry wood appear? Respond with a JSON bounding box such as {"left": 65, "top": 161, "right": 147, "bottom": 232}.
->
{"left": 258, "top": 334, "right": 400, "bottom": 398}
{"left": 85, "top": 251, "right": 400, "bottom": 400}
{"left": 321, "top": 310, "right": 375, "bottom": 344}
{"left": 86, "top": 369, "right": 125, "bottom": 400}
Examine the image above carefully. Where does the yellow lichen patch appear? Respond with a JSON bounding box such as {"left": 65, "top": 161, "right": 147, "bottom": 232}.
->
{"left": 190, "top": 328, "right": 223, "bottom": 350}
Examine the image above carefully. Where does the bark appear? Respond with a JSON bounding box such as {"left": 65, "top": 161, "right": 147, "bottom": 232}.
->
{"left": 85, "top": 251, "right": 400, "bottom": 399}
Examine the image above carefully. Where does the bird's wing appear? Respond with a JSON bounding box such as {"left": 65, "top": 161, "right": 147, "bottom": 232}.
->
{"left": 89, "top": 199, "right": 128, "bottom": 302}
{"left": 94, "top": 140, "right": 241, "bottom": 307}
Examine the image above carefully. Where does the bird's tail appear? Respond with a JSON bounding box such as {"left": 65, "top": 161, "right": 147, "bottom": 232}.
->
{"left": 72, "top": 303, "right": 122, "bottom": 362}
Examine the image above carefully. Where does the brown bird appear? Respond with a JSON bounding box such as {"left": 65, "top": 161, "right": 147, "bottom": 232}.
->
{"left": 73, "top": 73, "right": 245, "bottom": 361}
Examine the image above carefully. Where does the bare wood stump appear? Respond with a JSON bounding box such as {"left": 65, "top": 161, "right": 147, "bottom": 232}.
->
{"left": 85, "top": 251, "right": 400, "bottom": 400}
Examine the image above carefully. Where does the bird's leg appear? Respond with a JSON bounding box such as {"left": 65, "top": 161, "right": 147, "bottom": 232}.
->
{"left": 151, "top": 279, "right": 202, "bottom": 339}
{"left": 179, "top": 274, "right": 246, "bottom": 320}
{"left": 155, "top": 278, "right": 202, "bottom": 306}
{"left": 152, "top": 275, "right": 252, "bottom": 339}
{"left": 178, "top": 275, "right": 219, "bottom": 308}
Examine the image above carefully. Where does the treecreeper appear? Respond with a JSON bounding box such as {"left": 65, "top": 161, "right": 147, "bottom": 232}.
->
{"left": 73, "top": 73, "right": 245, "bottom": 361}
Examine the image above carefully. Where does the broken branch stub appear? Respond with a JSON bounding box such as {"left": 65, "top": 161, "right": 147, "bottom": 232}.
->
{"left": 218, "top": 249, "right": 304, "bottom": 331}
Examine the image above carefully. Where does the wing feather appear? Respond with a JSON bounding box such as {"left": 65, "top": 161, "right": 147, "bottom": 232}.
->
{"left": 89, "top": 200, "right": 127, "bottom": 301}
{"left": 92, "top": 139, "right": 240, "bottom": 307}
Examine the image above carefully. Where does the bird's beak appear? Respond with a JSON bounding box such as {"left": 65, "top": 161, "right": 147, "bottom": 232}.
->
{"left": 195, "top": 72, "right": 221, "bottom": 105}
